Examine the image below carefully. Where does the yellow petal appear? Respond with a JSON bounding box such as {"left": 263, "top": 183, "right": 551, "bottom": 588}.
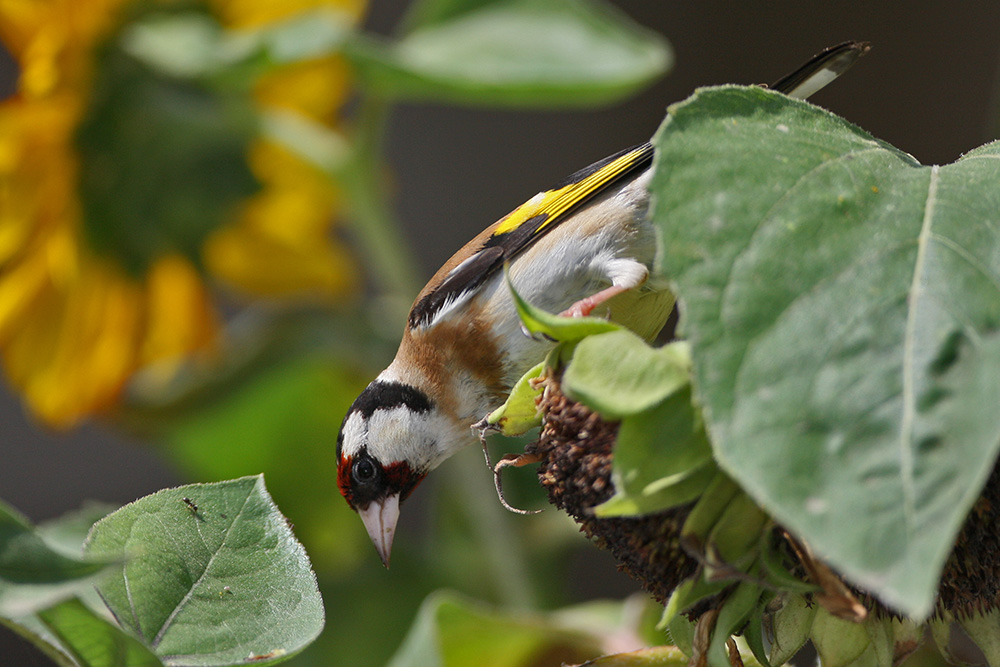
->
{"left": 0, "top": 0, "right": 52, "bottom": 58}
{"left": 204, "top": 221, "right": 358, "bottom": 298}
{"left": 139, "top": 254, "right": 217, "bottom": 365}
{"left": 243, "top": 140, "right": 340, "bottom": 239}
{"left": 3, "top": 257, "right": 141, "bottom": 426}
{"left": 67, "top": 265, "right": 143, "bottom": 415}
{"left": 254, "top": 57, "right": 353, "bottom": 120}
{"left": 209, "top": 0, "right": 366, "bottom": 28}
{"left": 2, "top": 279, "right": 67, "bottom": 423}
{"left": 0, "top": 96, "right": 80, "bottom": 266}
{"left": 1, "top": 0, "right": 127, "bottom": 97}
{"left": 0, "top": 234, "right": 50, "bottom": 343}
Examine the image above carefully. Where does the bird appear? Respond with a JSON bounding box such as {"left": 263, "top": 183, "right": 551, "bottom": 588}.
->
{"left": 337, "top": 42, "right": 870, "bottom": 567}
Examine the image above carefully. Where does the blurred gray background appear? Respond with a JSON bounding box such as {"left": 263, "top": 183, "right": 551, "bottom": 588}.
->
{"left": 3, "top": 1, "right": 1000, "bottom": 663}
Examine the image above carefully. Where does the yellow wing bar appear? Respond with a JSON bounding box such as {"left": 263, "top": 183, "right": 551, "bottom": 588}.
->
{"left": 493, "top": 143, "right": 653, "bottom": 238}
{"left": 407, "top": 143, "right": 653, "bottom": 328}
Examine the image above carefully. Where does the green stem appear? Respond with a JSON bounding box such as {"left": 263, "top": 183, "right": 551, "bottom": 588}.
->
{"left": 340, "top": 95, "right": 421, "bottom": 301}
{"left": 447, "top": 449, "right": 538, "bottom": 610}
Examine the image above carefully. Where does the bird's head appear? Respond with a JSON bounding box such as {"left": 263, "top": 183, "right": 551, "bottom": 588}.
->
{"left": 336, "top": 378, "right": 464, "bottom": 567}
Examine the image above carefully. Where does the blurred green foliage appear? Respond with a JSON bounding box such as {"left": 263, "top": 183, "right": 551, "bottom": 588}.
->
{"left": 1, "top": 0, "right": 674, "bottom": 664}
{"left": 77, "top": 5, "right": 260, "bottom": 277}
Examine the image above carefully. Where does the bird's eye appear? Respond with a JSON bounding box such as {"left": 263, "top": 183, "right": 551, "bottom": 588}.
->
{"left": 353, "top": 458, "right": 377, "bottom": 484}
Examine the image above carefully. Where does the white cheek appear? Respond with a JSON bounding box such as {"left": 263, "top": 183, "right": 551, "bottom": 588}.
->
{"left": 366, "top": 408, "right": 435, "bottom": 468}
{"left": 364, "top": 407, "right": 473, "bottom": 473}
{"left": 339, "top": 412, "right": 369, "bottom": 458}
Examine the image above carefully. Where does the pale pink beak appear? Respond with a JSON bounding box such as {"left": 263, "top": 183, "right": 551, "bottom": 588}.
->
{"left": 357, "top": 493, "right": 400, "bottom": 568}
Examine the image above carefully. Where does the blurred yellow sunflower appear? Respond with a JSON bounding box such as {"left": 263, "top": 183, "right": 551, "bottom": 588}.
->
{"left": 0, "top": 0, "right": 364, "bottom": 428}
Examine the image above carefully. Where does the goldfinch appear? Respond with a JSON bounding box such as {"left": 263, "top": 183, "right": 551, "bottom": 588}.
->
{"left": 337, "top": 42, "right": 870, "bottom": 567}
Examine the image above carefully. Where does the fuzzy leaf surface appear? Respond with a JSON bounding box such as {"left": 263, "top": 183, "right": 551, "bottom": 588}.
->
{"left": 651, "top": 85, "right": 1000, "bottom": 618}
{"left": 83, "top": 476, "right": 323, "bottom": 666}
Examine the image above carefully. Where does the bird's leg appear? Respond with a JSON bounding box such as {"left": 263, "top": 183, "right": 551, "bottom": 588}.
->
{"left": 473, "top": 417, "right": 499, "bottom": 468}
{"left": 559, "top": 284, "right": 632, "bottom": 317}
{"left": 493, "top": 452, "right": 543, "bottom": 515}
{"left": 559, "top": 258, "right": 648, "bottom": 318}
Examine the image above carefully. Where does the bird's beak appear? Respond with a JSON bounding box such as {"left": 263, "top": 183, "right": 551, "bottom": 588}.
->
{"left": 357, "top": 493, "right": 400, "bottom": 568}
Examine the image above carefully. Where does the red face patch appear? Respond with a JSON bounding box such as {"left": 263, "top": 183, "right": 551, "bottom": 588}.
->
{"left": 383, "top": 460, "right": 425, "bottom": 503}
{"left": 336, "top": 453, "right": 354, "bottom": 505}
{"left": 337, "top": 452, "right": 426, "bottom": 511}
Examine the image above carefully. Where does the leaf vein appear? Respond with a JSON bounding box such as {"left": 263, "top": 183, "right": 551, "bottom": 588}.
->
{"left": 928, "top": 231, "right": 1000, "bottom": 298}
{"left": 899, "top": 165, "right": 940, "bottom": 535}
{"left": 150, "top": 491, "right": 254, "bottom": 648}
{"left": 123, "top": 560, "right": 141, "bottom": 636}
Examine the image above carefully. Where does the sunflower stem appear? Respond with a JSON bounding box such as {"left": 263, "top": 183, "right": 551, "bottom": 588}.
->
{"left": 341, "top": 94, "right": 421, "bottom": 304}
{"left": 447, "top": 448, "right": 538, "bottom": 610}
{"left": 260, "top": 97, "right": 421, "bottom": 306}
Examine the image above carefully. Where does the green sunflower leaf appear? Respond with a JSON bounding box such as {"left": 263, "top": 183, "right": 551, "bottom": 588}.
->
{"left": 13, "top": 598, "right": 164, "bottom": 667}
{"left": 386, "top": 592, "right": 608, "bottom": 667}
{"left": 83, "top": 476, "right": 323, "bottom": 666}
{"left": 651, "top": 84, "right": 1000, "bottom": 619}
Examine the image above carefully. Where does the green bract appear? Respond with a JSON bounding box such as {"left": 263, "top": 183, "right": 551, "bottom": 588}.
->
{"left": 561, "top": 332, "right": 690, "bottom": 419}
{"left": 508, "top": 268, "right": 623, "bottom": 342}
{"left": 504, "top": 281, "right": 711, "bottom": 519}
{"left": 486, "top": 360, "right": 546, "bottom": 436}
{"left": 652, "top": 85, "right": 1000, "bottom": 619}
{"left": 592, "top": 385, "right": 714, "bottom": 518}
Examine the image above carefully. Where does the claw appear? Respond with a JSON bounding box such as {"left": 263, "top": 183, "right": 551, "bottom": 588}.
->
{"left": 473, "top": 417, "right": 499, "bottom": 469}
{"left": 519, "top": 321, "right": 555, "bottom": 342}
{"left": 492, "top": 452, "right": 544, "bottom": 515}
